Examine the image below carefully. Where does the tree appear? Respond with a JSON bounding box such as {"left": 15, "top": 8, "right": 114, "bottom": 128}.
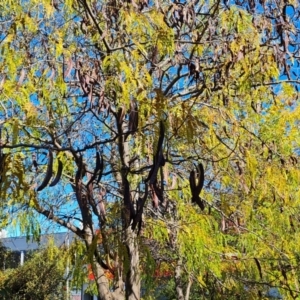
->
{"left": 0, "top": 242, "right": 20, "bottom": 270}
{"left": 0, "top": 240, "right": 68, "bottom": 300}
{"left": 0, "top": 0, "right": 300, "bottom": 299}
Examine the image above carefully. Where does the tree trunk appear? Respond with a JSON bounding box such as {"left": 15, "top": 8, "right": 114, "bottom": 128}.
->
{"left": 92, "top": 261, "right": 114, "bottom": 300}
{"left": 85, "top": 228, "right": 114, "bottom": 300}
{"left": 125, "top": 226, "right": 140, "bottom": 300}
{"left": 185, "top": 278, "right": 193, "bottom": 300}
{"left": 175, "top": 258, "right": 185, "bottom": 300}
{"left": 116, "top": 108, "right": 141, "bottom": 299}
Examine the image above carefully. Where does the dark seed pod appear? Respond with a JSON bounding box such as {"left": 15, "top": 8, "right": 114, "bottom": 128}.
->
{"left": 75, "top": 154, "right": 83, "bottom": 203}
{"left": 128, "top": 101, "right": 138, "bottom": 133}
{"left": 196, "top": 163, "right": 204, "bottom": 195}
{"left": 193, "top": 195, "right": 205, "bottom": 211}
{"left": 96, "top": 154, "right": 103, "bottom": 184}
{"left": 157, "top": 120, "right": 165, "bottom": 152}
{"left": 95, "top": 152, "right": 101, "bottom": 171}
{"left": 87, "top": 152, "right": 103, "bottom": 186}
{"left": 0, "top": 154, "right": 6, "bottom": 183}
{"left": 49, "top": 159, "right": 63, "bottom": 187}
{"left": 0, "top": 153, "right": 4, "bottom": 172}
{"left": 254, "top": 258, "right": 263, "bottom": 280}
{"left": 189, "top": 169, "right": 196, "bottom": 193}
{"left": 146, "top": 120, "right": 165, "bottom": 183}
{"left": 76, "top": 154, "right": 83, "bottom": 181}
{"left": 189, "top": 163, "right": 205, "bottom": 210}
{"left": 32, "top": 154, "right": 38, "bottom": 171}
{"left": 37, "top": 150, "right": 53, "bottom": 191}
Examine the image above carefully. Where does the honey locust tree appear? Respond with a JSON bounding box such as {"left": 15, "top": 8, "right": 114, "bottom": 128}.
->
{"left": 1, "top": 0, "right": 300, "bottom": 299}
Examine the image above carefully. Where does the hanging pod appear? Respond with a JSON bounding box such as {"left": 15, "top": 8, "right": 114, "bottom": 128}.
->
{"left": 37, "top": 150, "right": 53, "bottom": 191}
{"left": 87, "top": 151, "right": 103, "bottom": 186}
{"left": 49, "top": 159, "right": 63, "bottom": 187}
{"left": 189, "top": 163, "right": 205, "bottom": 210}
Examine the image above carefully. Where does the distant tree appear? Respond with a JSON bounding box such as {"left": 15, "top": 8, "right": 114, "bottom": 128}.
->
{"left": 1, "top": 0, "right": 300, "bottom": 299}
{"left": 0, "top": 242, "right": 68, "bottom": 300}
{"left": 0, "top": 243, "right": 20, "bottom": 270}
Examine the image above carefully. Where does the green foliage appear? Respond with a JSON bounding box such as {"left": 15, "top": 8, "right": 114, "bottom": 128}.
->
{"left": 0, "top": 0, "right": 300, "bottom": 299}
{"left": 0, "top": 241, "right": 68, "bottom": 300}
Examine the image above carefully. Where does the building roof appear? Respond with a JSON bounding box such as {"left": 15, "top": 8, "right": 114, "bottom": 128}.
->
{"left": 0, "top": 232, "right": 75, "bottom": 252}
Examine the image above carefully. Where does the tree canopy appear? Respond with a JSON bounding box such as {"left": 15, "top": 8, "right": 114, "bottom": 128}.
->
{"left": 0, "top": 0, "right": 300, "bottom": 299}
{"left": 0, "top": 240, "right": 68, "bottom": 300}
